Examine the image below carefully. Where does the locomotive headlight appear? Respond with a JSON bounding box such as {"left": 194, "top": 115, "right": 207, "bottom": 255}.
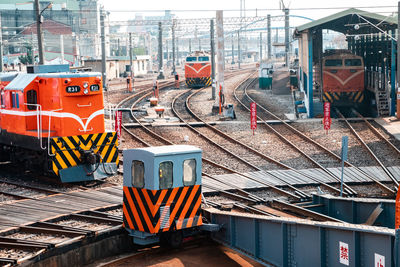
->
{"left": 83, "top": 82, "right": 89, "bottom": 89}
{"left": 84, "top": 88, "right": 89, "bottom": 94}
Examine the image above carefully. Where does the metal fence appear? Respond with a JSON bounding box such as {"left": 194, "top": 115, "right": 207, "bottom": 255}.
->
{"left": 208, "top": 209, "right": 396, "bottom": 267}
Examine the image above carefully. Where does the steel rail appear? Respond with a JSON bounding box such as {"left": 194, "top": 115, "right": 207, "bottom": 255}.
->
{"left": 335, "top": 108, "right": 399, "bottom": 188}
{"left": 234, "top": 73, "right": 359, "bottom": 196}
{"left": 353, "top": 109, "right": 400, "bottom": 156}
{"left": 185, "top": 80, "right": 329, "bottom": 199}
{"left": 121, "top": 75, "right": 303, "bottom": 201}
{"left": 241, "top": 76, "right": 395, "bottom": 195}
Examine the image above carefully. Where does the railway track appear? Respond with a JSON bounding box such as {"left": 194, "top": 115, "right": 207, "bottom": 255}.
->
{"left": 117, "top": 71, "right": 353, "bottom": 222}
{"left": 234, "top": 73, "right": 396, "bottom": 196}
{"left": 335, "top": 108, "right": 400, "bottom": 188}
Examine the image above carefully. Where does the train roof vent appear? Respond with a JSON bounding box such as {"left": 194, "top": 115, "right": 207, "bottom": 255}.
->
{"left": 27, "top": 64, "right": 70, "bottom": 74}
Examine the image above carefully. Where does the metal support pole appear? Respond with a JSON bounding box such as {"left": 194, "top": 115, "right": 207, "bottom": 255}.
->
{"left": 100, "top": 10, "right": 107, "bottom": 90}
{"left": 176, "top": 37, "right": 179, "bottom": 66}
{"left": 216, "top": 10, "right": 224, "bottom": 96}
{"left": 397, "top": 2, "right": 400, "bottom": 118}
{"left": 157, "top": 22, "right": 164, "bottom": 79}
{"left": 210, "top": 19, "right": 216, "bottom": 100}
{"left": 231, "top": 34, "right": 234, "bottom": 64}
{"left": 267, "top": 14, "right": 271, "bottom": 59}
{"left": 129, "top": 33, "right": 133, "bottom": 78}
{"left": 259, "top": 32, "right": 262, "bottom": 62}
{"left": 0, "top": 13, "right": 3, "bottom": 71}
{"left": 189, "top": 38, "right": 191, "bottom": 53}
{"left": 284, "top": 8, "right": 289, "bottom": 67}
{"left": 34, "top": 0, "right": 45, "bottom": 64}
{"left": 238, "top": 31, "right": 241, "bottom": 69}
{"left": 172, "top": 20, "right": 176, "bottom": 74}
{"left": 60, "top": 34, "right": 64, "bottom": 64}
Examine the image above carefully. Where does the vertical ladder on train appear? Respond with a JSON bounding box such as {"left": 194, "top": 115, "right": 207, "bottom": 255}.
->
{"left": 376, "top": 90, "right": 390, "bottom": 117}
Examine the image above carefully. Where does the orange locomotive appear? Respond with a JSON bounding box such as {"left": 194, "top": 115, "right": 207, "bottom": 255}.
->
{"left": 322, "top": 50, "right": 365, "bottom": 106}
{"left": 122, "top": 145, "right": 203, "bottom": 246}
{"left": 0, "top": 65, "right": 118, "bottom": 182}
{"left": 184, "top": 51, "right": 212, "bottom": 88}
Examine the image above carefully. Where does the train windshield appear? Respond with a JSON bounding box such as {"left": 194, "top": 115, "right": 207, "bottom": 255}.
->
{"left": 325, "top": 59, "right": 343, "bottom": 67}
{"left": 198, "top": 56, "right": 210, "bottom": 62}
{"left": 183, "top": 159, "right": 196, "bottom": 186}
{"left": 186, "top": 57, "right": 197, "bottom": 62}
{"left": 345, "top": 59, "right": 362, "bottom": 66}
{"left": 131, "top": 160, "right": 144, "bottom": 188}
{"left": 159, "top": 161, "right": 173, "bottom": 189}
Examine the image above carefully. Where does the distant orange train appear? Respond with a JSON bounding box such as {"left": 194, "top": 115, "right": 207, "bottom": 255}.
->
{"left": 184, "top": 51, "right": 212, "bottom": 88}
{"left": 0, "top": 65, "right": 118, "bottom": 182}
{"left": 322, "top": 50, "right": 365, "bottom": 105}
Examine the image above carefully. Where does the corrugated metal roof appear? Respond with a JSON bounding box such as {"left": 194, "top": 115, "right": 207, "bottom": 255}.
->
{"left": 4, "top": 74, "right": 38, "bottom": 91}
{"left": 296, "top": 8, "right": 397, "bottom": 34}
{"left": 0, "top": 73, "right": 18, "bottom": 82}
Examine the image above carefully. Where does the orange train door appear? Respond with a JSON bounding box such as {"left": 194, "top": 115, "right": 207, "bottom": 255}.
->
{"left": 25, "top": 87, "right": 39, "bottom": 133}
{"left": 396, "top": 185, "right": 400, "bottom": 229}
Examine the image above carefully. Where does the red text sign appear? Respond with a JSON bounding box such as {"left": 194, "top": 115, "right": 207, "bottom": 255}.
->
{"left": 323, "top": 102, "right": 331, "bottom": 131}
{"left": 115, "top": 110, "right": 122, "bottom": 140}
{"left": 250, "top": 102, "right": 257, "bottom": 131}
{"left": 339, "top": 241, "right": 349, "bottom": 266}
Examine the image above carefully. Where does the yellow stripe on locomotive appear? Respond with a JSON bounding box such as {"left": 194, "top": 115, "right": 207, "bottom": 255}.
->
{"left": 122, "top": 145, "right": 202, "bottom": 245}
{"left": 50, "top": 132, "right": 119, "bottom": 182}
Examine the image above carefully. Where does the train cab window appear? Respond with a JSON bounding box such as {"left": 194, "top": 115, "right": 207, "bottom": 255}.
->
{"left": 345, "top": 59, "right": 362, "bottom": 66}
{"left": 159, "top": 161, "right": 173, "bottom": 189}
{"left": 0, "top": 92, "right": 4, "bottom": 108}
{"left": 183, "top": 159, "right": 196, "bottom": 186}
{"left": 186, "top": 57, "right": 197, "bottom": 62}
{"left": 324, "top": 59, "right": 343, "bottom": 67}
{"left": 131, "top": 160, "right": 144, "bottom": 188}
{"left": 198, "top": 56, "right": 210, "bottom": 62}
{"left": 11, "top": 92, "right": 19, "bottom": 108}
{"left": 26, "top": 90, "right": 37, "bottom": 110}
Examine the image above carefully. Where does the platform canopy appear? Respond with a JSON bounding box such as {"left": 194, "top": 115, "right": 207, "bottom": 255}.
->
{"left": 293, "top": 8, "right": 398, "bottom": 118}
{"left": 294, "top": 8, "right": 397, "bottom": 36}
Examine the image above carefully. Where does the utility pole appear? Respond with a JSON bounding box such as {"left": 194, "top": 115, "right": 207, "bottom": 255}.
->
{"left": 176, "top": 37, "right": 179, "bottom": 66}
{"left": 100, "top": 10, "right": 107, "bottom": 90}
{"left": 238, "top": 31, "right": 241, "bottom": 69}
{"left": 210, "top": 19, "right": 216, "bottom": 99}
{"left": 284, "top": 8, "right": 289, "bottom": 67}
{"left": 34, "top": 0, "right": 45, "bottom": 64}
{"left": 0, "top": 13, "right": 3, "bottom": 71}
{"left": 216, "top": 10, "right": 224, "bottom": 96}
{"left": 267, "top": 14, "right": 271, "bottom": 59}
{"left": 172, "top": 20, "right": 176, "bottom": 74}
{"left": 129, "top": 32, "right": 133, "bottom": 78}
{"left": 259, "top": 32, "right": 262, "bottom": 62}
{"left": 231, "top": 34, "right": 234, "bottom": 64}
{"left": 157, "top": 22, "right": 164, "bottom": 79}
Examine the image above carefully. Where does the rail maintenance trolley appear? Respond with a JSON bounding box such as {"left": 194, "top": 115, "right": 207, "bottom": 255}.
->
{"left": 122, "top": 145, "right": 219, "bottom": 247}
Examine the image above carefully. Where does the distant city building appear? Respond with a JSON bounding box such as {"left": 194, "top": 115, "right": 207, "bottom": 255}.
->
{"left": 0, "top": 0, "right": 102, "bottom": 66}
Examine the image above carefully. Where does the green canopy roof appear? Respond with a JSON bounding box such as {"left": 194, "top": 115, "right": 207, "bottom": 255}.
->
{"left": 295, "top": 8, "right": 397, "bottom": 35}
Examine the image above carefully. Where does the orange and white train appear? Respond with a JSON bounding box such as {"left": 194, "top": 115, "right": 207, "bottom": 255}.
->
{"left": 184, "top": 51, "right": 212, "bottom": 88}
{"left": 322, "top": 50, "right": 365, "bottom": 105}
{"left": 0, "top": 65, "right": 118, "bottom": 182}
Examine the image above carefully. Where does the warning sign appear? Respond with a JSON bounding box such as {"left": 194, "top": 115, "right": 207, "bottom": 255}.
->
{"left": 250, "top": 102, "right": 257, "bottom": 134}
{"left": 115, "top": 110, "right": 122, "bottom": 140}
{"left": 375, "top": 253, "right": 385, "bottom": 267}
{"left": 339, "top": 241, "right": 349, "bottom": 266}
{"left": 323, "top": 102, "right": 331, "bottom": 132}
